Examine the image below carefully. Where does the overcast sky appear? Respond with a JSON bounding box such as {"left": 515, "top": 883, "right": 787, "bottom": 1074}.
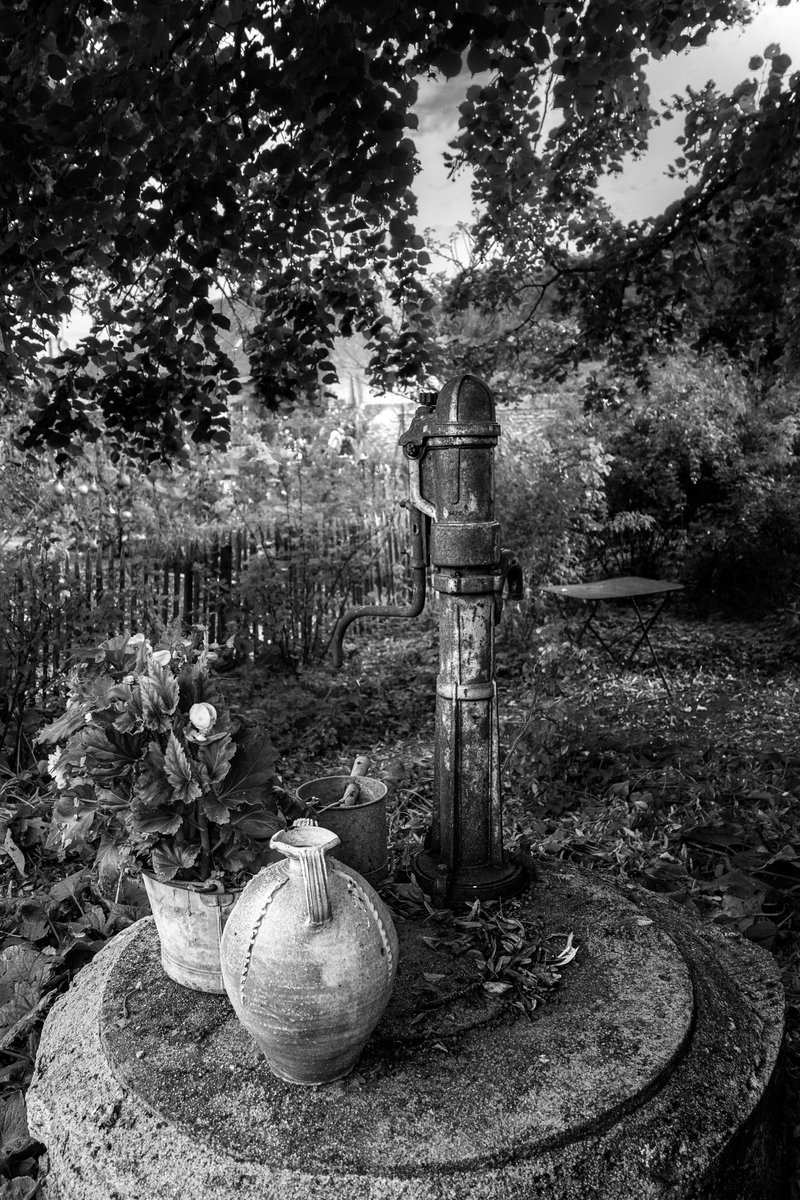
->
{"left": 413, "top": 0, "right": 800, "bottom": 244}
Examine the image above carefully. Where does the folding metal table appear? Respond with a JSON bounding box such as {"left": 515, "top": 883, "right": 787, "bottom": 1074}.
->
{"left": 540, "top": 576, "right": 684, "bottom": 696}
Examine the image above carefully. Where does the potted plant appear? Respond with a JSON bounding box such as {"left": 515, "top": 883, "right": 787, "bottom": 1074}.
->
{"left": 37, "top": 626, "right": 303, "bottom": 992}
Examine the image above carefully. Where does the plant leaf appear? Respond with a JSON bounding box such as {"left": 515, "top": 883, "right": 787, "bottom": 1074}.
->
{"left": 163, "top": 733, "right": 202, "bottom": 805}
{"left": 0, "top": 1174, "right": 38, "bottom": 1199}
{"left": 139, "top": 664, "right": 179, "bottom": 732}
{"left": 230, "top": 804, "right": 285, "bottom": 840}
{"left": 48, "top": 868, "right": 89, "bottom": 904}
{"left": 150, "top": 836, "right": 201, "bottom": 882}
{"left": 0, "top": 1091, "right": 34, "bottom": 1166}
{"left": 198, "top": 735, "right": 236, "bottom": 791}
{"left": 176, "top": 661, "right": 219, "bottom": 711}
{"left": 34, "top": 703, "right": 87, "bottom": 745}
{"left": 131, "top": 808, "right": 184, "bottom": 837}
{"left": 200, "top": 795, "right": 232, "bottom": 824}
{"left": 216, "top": 732, "right": 276, "bottom": 809}
{"left": 0, "top": 945, "right": 53, "bottom": 1043}
{"left": 132, "top": 744, "right": 173, "bottom": 811}
{"left": 2, "top": 830, "right": 26, "bottom": 877}
{"left": 111, "top": 682, "right": 145, "bottom": 733}
{"left": 69, "top": 726, "right": 141, "bottom": 783}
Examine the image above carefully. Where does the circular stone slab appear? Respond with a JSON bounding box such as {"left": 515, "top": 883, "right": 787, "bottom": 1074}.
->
{"left": 28, "top": 861, "right": 787, "bottom": 1200}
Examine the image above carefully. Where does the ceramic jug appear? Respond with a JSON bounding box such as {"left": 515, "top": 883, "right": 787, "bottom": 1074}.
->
{"left": 220, "top": 824, "right": 399, "bottom": 1084}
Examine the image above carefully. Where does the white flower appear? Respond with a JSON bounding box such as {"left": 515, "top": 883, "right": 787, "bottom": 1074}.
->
{"left": 189, "top": 702, "right": 217, "bottom": 734}
{"left": 47, "top": 750, "right": 68, "bottom": 790}
{"left": 152, "top": 649, "right": 172, "bottom": 666}
{"left": 128, "top": 633, "right": 146, "bottom": 645}
{"left": 122, "top": 674, "right": 135, "bottom": 685}
{"left": 84, "top": 712, "right": 93, "bottom": 723}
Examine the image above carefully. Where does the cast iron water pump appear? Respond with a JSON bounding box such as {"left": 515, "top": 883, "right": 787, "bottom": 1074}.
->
{"left": 332, "top": 374, "right": 527, "bottom": 904}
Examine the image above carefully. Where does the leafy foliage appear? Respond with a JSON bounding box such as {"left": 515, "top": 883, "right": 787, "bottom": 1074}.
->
{"left": 3, "top": 0, "right": 759, "bottom": 458}
{"left": 0, "top": 547, "right": 127, "bottom": 772}
{"left": 437, "top": 12, "right": 800, "bottom": 401}
{"left": 35, "top": 627, "right": 289, "bottom": 884}
{"left": 584, "top": 353, "right": 800, "bottom": 607}
{"left": 684, "top": 475, "right": 800, "bottom": 617}
{"left": 233, "top": 411, "right": 408, "bottom": 665}
{"left": 3, "top": 607, "right": 800, "bottom": 1191}
{"left": 495, "top": 418, "right": 610, "bottom": 587}
{"left": 387, "top": 883, "right": 578, "bottom": 1026}
{"left": 0, "top": 758, "right": 123, "bottom": 1196}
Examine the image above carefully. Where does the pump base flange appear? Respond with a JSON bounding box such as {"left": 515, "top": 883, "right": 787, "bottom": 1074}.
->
{"left": 412, "top": 849, "right": 530, "bottom": 905}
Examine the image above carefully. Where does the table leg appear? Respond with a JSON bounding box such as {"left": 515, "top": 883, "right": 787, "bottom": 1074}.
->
{"left": 628, "top": 598, "right": 672, "bottom": 697}
{"left": 579, "top": 606, "right": 627, "bottom": 664}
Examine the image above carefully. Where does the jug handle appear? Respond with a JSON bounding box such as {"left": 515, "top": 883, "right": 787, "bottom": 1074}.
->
{"left": 271, "top": 827, "right": 340, "bottom": 927}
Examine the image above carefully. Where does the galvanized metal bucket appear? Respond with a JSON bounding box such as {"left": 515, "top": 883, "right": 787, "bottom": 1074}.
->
{"left": 142, "top": 873, "right": 242, "bottom": 993}
{"left": 295, "top": 776, "right": 389, "bottom": 886}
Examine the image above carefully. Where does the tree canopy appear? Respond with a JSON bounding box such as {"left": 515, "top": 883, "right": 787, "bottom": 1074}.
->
{"left": 437, "top": 3, "right": 800, "bottom": 398}
{"left": 2, "top": 0, "right": 783, "bottom": 460}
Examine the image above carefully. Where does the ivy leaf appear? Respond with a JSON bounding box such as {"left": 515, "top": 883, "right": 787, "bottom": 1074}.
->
{"left": 216, "top": 732, "right": 276, "bottom": 810}
{"left": 150, "top": 836, "right": 201, "bottom": 882}
{"left": 139, "top": 664, "right": 179, "bottom": 732}
{"left": 163, "top": 733, "right": 202, "bottom": 805}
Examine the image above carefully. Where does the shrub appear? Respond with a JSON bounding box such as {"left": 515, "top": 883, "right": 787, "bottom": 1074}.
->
{"left": 585, "top": 354, "right": 746, "bottom": 575}
{"left": 0, "top": 548, "right": 121, "bottom": 770}
{"left": 494, "top": 420, "right": 610, "bottom": 588}
{"left": 236, "top": 515, "right": 405, "bottom": 667}
{"left": 684, "top": 476, "right": 800, "bottom": 617}
{"left": 588, "top": 511, "right": 688, "bottom": 579}
{"left": 585, "top": 352, "right": 800, "bottom": 604}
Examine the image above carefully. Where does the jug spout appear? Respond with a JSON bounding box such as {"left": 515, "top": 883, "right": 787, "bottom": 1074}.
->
{"left": 270, "top": 827, "right": 341, "bottom": 927}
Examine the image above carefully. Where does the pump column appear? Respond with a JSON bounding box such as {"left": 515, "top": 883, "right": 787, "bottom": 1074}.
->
{"left": 410, "top": 375, "right": 526, "bottom": 903}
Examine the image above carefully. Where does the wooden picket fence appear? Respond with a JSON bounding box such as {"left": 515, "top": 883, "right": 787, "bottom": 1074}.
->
{"left": 0, "top": 509, "right": 415, "bottom": 713}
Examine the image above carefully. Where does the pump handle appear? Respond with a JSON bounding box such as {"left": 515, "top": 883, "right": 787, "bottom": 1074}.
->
{"left": 330, "top": 503, "right": 428, "bottom": 668}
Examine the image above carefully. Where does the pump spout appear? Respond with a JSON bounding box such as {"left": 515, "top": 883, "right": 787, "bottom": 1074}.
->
{"left": 331, "top": 503, "right": 427, "bottom": 668}
{"left": 500, "top": 549, "right": 524, "bottom": 601}
{"left": 494, "top": 549, "right": 524, "bottom": 625}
